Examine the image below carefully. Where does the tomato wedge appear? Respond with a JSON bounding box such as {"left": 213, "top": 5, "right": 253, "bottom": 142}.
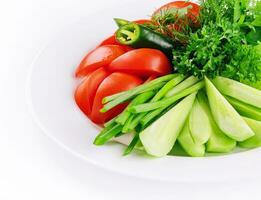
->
{"left": 108, "top": 48, "right": 172, "bottom": 78}
{"left": 90, "top": 72, "right": 143, "bottom": 124}
{"left": 74, "top": 68, "right": 110, "bottom": 116}
{"left": 75, "top": 45, "right": 125, "bottom": 77}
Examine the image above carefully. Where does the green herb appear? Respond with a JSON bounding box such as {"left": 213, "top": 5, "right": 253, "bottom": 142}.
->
{"left": 173, "top": 0, "right": 261, "bottom": 83}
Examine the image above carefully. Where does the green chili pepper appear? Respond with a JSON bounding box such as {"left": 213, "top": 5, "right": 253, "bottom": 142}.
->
{"left": 115, "top": 22, "right": 175, "bottom": 58}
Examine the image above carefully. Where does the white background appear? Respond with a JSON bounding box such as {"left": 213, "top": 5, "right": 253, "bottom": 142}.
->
{"left": 1, "top": 0, "right": 261, "bottom": 199}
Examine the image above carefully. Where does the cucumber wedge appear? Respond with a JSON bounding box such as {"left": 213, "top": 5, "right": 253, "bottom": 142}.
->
{"left": 212, "top": 76, "right": 261, "bottom": 109}
{"left": 206, "top": 120, "right": 237, "bottom": 153}
{"left": 140, "top": 93, "right": 197, "bottom": 157}
{"left": 205, "top": 77, "right": 255, "bottom": 141}
{"left": 238, "top": 117, "right": 261, "bottom": 149}
{"left": 197, "top": 91, "right": 236, "bottom": 153}
{"left": 178, "top": 120, "right": 205, "bottom": 157}
{"left": 225, "top": 96, "right": 261, "bottom": 121}
{"left": 189, "top": 96, "right": 211, "bottom": 144}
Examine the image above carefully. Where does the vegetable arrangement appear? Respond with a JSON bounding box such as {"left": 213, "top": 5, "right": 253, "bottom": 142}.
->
{"left": 74, "top": 0, "right": 261, "bottom": 157}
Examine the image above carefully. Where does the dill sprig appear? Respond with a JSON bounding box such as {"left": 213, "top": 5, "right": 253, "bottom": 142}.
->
{"left": 144, "top": 5, "right": 198, "bottom": 45}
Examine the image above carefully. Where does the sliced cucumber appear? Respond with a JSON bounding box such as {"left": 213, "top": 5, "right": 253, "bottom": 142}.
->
{"left": 205, "top": 77, "right": 254, "bottom": 141}
{"left": 212, "top": 76, "right": 261, "bottom": 109}
{"left": 206, "top": 120, "right": 237, "bottom": 153}
{"left": 238, "top": 117, "right": 261, "bottom": 149}
{"left": 178, "top": 120, "right": 205, "bottom": 157}
{"left": 189, "top": 96, "right": 211, "bottom": 144}
{"left": 140, "top": 93, "right": 197, "bottom": 157}
{"left": 225, "top": 96, "right": 261, "bottom": 121}
{"left": 196, "top": 90, "right": 236, "bottom": 153}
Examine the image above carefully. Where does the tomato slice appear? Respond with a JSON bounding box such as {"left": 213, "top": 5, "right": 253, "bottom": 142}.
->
{"left": 108, "top": 48, "right": 172, "bottom": 78}
{"left": 90, "top": 72, "right": 143, "bottom": 124}
{"left": 153, "top": 1, "right": 200, "bottom": 27}
{"left": 75, "top": 45, "right": 125, "bottom": 77}
{"left": 74, "top": 68, "right": 110, "bottom": 116}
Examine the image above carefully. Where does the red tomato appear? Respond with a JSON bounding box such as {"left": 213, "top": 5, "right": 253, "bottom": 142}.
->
{"left": 145, "top": 75, "right": 157, "bottom": 82}
{"left": 74, "top": 68, "right": 110, "bottom": 116}
{"left": 153, "top": 1, "right": 200, "bottom": 27}
{"left": 90, "top": 72, "right": 143, "bottom": 124}
{"left": 75, "top": 45, "right": 125, "bottom": 77}
{"left": 108, "top": 48, "right": 172, "bottom": 78}
{"left": 99, "top": 35, "right": 119, "bottom": 46}
{"left": 134, "top": 19, "right": 152, "bottom": 24}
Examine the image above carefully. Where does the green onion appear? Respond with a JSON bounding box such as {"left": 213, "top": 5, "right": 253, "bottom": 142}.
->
{"left": 130, "top": 81, "right": 205, "bottom": 113}
{"left": 93, "top": 123, "right": 123, "bottom": 145}
{"left": 123, "top": 133, "right": 140, "bottom": 156}
{"left": 150, "top": 75, "right": 185, "bottom": 101}
{"left": 165, "top": 76, "right": 199, "bottom": 97}
{"left": 115, "top": 91, "right": 155, "bottom": 125}
{"left": 102, "top": 74, "right": 178, "bottom": 104}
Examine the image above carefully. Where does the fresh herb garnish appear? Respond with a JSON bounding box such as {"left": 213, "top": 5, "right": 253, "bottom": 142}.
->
{"left": 173, "top": 0, "right": 261, "bottom": 83}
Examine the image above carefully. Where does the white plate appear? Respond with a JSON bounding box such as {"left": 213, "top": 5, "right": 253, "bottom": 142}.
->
{"left": 27, "top": 1, "right": 261, "bottom": 182}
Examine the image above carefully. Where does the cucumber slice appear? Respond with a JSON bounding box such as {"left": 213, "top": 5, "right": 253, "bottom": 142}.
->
{"left": 178, "top": 120, "right": 205, "bottom": 157}
{"left": 196, "top": 91, "right": 236, "bottom": 153}
{"left": 189, "top": 96, "right": 211, "bottom": 144}
{"left": 140, "top": 93, "right": 197, "bottom": 157}
{"left": 238, "top": 117, "right": 261, "bottom": 149}
{"left": 205, "top": 77, "right": 254, "bottom": 141}
{"left": 225, "top": 96, "right": 261, "bottom": 121}
{"left": 206, "top": 120, "right": 237, "bottom": 153}
{"left": 212, "top": 76, "right": 261, "bottom": 109}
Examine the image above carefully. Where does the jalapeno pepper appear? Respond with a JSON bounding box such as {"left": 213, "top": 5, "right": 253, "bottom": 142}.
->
{"left": 115, "top": 22, "right": 174, "bottom": 58}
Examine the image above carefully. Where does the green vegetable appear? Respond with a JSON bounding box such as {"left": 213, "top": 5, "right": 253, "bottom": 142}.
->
{"left": 139, "top": 93, "right": 196, "bottom": 157}
{"left": 123, "top": 132, "right": 141, "bottom": 156}
{"left": 239, "top": 117, "right": 261, "bottom": 148}
{"left": 205, "top": 77, "right": 254, "bottom": 141}
{"left": 130, "top": 81, "right": 204, "bottom": 113}
{"left": 225, "top": 96, "right": 261, "bottom": 121}
{"left": 114, "top": 18, "right": 129, "bottom": 27}
{"left": 101, "top": 74, "right": 177, "bottom": 111}
{"left": 94, "top": 123, "right": 123, "bottom": 145}
{"left": 173, "top": 0, "right": 261, "bottom": 82}
{"left": 206, "top": 119, "right": 237, "bottom": 153}
{"left": 115, "top": 91, "right": 155, "bottom": 125}
{"left": 165, "top": 76, "right": 199, "bottom": 97}
{"left": 189, "top": 96, "right": 211, "bottom": 145}
{"left": 177, "top": 120, "right": 205, "bottom": 157}
{"left": 140, "top": 106, "right": 170, "bottom": 127}
{"left": 212, "top": 76, "right": 261, "bottom": 109}
{"left": 151, "top": 75, "right": 185, "bottom": 101}
{"left": 115, "top": 22, "right": 175, "bottom": 57}
{"left": 197, "top": 90, "right": 237, "bottom": 152}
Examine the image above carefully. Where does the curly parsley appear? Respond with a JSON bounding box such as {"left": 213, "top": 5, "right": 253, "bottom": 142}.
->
{"left": 173, "top": 0, "right": 261, "bottom": 83}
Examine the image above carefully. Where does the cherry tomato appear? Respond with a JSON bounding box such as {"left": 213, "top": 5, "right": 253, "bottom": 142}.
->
{"left": 108, "top": 48, "right": 172, "bottom": 78}
{"left": 153, "top": 1, "right": 200, "bottom": 27}
{"left": 75, "top": 45, "right": 125, "bottom": 77}
{"left": 74, "top": 68, "right": 110, "bottom": 116}
{"left": 90, "top": 72, "right": 143, "bottom": 124}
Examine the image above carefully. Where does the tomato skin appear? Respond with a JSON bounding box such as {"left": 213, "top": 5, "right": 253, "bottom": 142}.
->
{"left": 153, "top": 1, "right": 200, "bottom": 26}
{"left": 75, "top": 45, "right": 125, "bottom": 77}
{"left": 108, "top": 48, "right": 172, "bottom": 78}
{"left": 74, "top": 68, "right": 110, "bottom": 116}
{"left": 90, "top": 72, "right": 143, "bottom": 124}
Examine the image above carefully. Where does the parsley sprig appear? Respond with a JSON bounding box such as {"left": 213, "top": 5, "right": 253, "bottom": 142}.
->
{"left": 173, "top": 0, "right": 261, "bottom": 83}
